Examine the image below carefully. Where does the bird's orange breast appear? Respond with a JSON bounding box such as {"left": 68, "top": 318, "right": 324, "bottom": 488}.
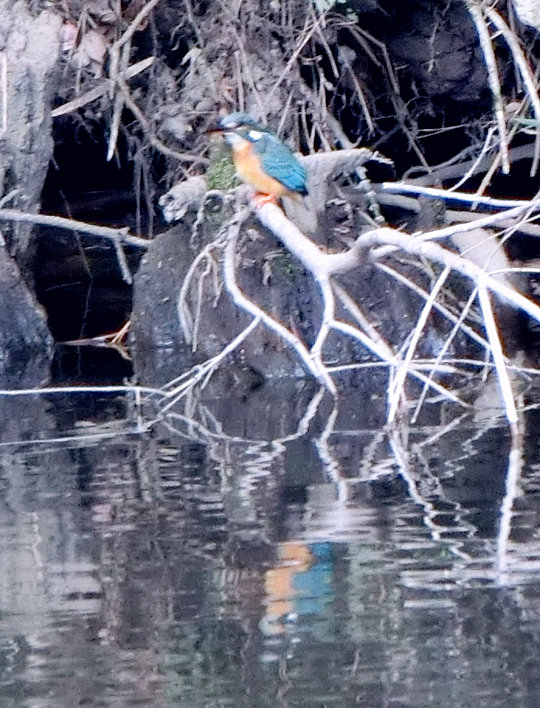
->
{"left": 232, "top": 142, "right": 289, "bottom": 197}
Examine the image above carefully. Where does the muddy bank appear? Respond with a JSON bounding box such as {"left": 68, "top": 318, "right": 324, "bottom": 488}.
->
{"left": 1, "top": 0, "right": 540, "bottom": 391}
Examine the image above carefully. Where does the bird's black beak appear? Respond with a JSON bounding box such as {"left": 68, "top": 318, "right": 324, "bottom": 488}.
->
{"left": 205, "top": 122, "right": 226, "bottom": 134}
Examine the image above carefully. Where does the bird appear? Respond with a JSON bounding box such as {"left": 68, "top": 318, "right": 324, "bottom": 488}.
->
{"left": 208, "top": 112, "right": 308, "bottom": 204}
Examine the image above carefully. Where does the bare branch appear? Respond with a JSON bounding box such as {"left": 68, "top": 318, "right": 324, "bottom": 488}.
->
{"left": 0, "top": 208, "right": 148, "bottom": 249}
{"left": 51, "top": 57, "right": 155, "bottom": 119}
{"left": 222, "top": 209, "right": 337, "bottom": 393}
{"left": 465, "top": 1, "right": 510, "bottom": 173}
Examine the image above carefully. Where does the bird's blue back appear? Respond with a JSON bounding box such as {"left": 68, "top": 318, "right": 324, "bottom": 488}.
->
{"left": 252, "top": 132, "right": 308, "bottom": 195}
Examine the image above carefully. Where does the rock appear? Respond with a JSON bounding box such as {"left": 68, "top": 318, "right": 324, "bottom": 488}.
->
{"left": 0, "top": 2, "right": 62, "bottom": 263}
{"left": 130, "top": 196, "right": 479, "bottom": 390}
{"left": 0, "top": 245, "right": 53, "bottom": 388}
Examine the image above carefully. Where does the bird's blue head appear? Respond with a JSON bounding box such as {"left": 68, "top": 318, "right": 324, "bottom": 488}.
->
{"left": 219, "top": 112, "right": 262, "bottom": 131}
{"left": 214, "top": 112, "right": 269, "bottom": 148}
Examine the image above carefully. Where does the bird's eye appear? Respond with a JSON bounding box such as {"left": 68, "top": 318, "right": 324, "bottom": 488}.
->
{"left": 247, "top": 129, "right": 263, "bottom": 141}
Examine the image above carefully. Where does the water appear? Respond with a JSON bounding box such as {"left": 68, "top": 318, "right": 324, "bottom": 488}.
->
{"left": 1, "top": 381, "right": 540, "bottom": 707}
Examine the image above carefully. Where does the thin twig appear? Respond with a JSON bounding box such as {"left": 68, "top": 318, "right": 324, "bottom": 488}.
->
{"left": 412, "top": 287, "right": 480, "bottom": 423}
{"left": 485, "top": 6, "right": 540, "bottom": 175}
{"left": 177, "top": 236, "right": 228, "bottom": 344}
{"left": 387, "top": 267, "right": 451, "bottom": 423}
{"left": 357, "top": 225, "right": 540, "bottom": 323}
{"left": 107, "top": 40, "right": 131, "bottom": 162}
{"left": 496, "top": 434, "right": 523, "bottom": 575}
{"left": 159, "top": 317, "right": 262, "bottom": 412}
{"left": 477, "top": 284, "right": 518, "bottom": 427}
{"left": 377, "top": 262, "right": 488, "bottom": 350}
{"left": 448, "top": 126, "right": 498, "bottom": 192}
{"left": 112, "top": 0, "right": 164, "bottom": 53}
{"left": 331, "top": 320, "right": 463, "bottom": 405}
{"left": 466, "top": 1, "right": 510, "bottom": 173}
{"left": 117, "top": 75, "right": 209, "bottom": 166}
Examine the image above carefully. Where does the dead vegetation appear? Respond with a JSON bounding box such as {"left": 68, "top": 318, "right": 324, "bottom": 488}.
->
{"left": 3, "top": 0, "right": 540, "bottom": 433}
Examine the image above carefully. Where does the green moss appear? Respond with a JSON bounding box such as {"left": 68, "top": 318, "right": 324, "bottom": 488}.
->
{"left": 271, "top": 250, "right": 301, "bottom": 278}
{"left": 206, "top": 144, "right": 238, "bottom": 191}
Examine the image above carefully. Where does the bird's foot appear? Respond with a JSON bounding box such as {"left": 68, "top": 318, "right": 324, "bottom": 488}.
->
{"left": 252, "top": 192, "right": 279, "bottom": 208}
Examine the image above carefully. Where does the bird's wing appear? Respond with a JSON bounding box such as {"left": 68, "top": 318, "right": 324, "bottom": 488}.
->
{"left": 255, "top": 134, "right": 307, "bottom": 194}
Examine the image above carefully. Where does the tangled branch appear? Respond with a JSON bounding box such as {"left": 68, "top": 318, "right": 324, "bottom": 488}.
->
{"left": 171, "top": 173, "right": 540, "bottom": 433}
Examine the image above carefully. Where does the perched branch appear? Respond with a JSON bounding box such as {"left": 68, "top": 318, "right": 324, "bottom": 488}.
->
{"left": 254, "top": 201, "right": 367, "bottom": 275}
{"left": 248, "top": 195, "right": 540, "bottom": 425}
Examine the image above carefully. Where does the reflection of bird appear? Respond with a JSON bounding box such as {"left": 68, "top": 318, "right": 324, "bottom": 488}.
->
{"left": 209, "top": 112, "right": 308, "bottom": 202}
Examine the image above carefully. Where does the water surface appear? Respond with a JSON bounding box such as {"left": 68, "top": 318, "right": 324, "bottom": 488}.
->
{"left": 0, "top": 383, "right": 539, "bottom": 707}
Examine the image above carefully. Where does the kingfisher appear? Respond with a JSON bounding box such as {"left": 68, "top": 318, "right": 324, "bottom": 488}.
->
{"left": 208, "top": 112, "right": 308, "bottom": 203}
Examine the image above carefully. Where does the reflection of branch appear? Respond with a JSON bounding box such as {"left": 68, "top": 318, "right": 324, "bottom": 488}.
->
{"left": 390, "top": 429, "right": 440, "bottom": 534}
{"left": 496, "top": 432, "right": 524, "bottom": 575}
{"left": 314, "top": 403, "right": 350, "bottom": 503}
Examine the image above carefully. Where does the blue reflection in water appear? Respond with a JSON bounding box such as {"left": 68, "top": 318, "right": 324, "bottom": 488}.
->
{"left": 261, "top": 542, "right": 334, "bottom": 638}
